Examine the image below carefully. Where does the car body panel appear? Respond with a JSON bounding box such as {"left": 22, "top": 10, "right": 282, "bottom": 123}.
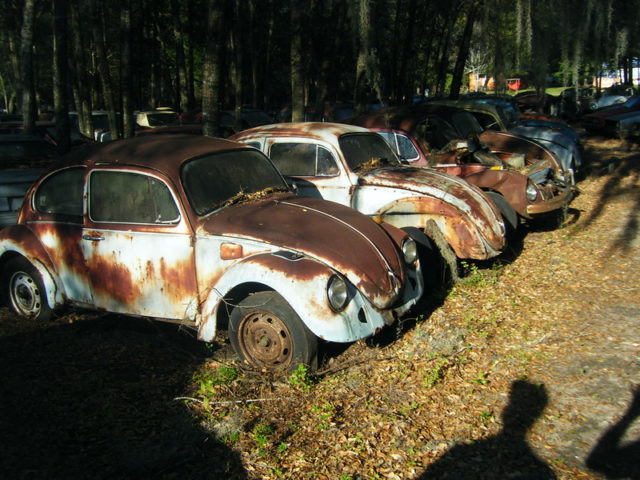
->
{"left": 230, "top": 122, "right": 506, "bottom": 260}
{"left": 0, "top": 135, "right": 423, "bottom": 344}
{"left": 346, "top": 107, "right": 574, "bottom": 220}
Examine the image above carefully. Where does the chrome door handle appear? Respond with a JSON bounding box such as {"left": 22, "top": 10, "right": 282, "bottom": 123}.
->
{"left": 82, "top": 234, "right": 104, "bottom": 241}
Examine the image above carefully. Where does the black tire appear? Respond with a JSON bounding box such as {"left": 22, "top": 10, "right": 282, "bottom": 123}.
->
{"left": 485, "top": 191, "right": 519, "bottom": 239}
{"left": 229, "top": 291, "right": 318, "bottom": 372}
{"left": 3, "top": 257, "right": 52, "bottom": 321}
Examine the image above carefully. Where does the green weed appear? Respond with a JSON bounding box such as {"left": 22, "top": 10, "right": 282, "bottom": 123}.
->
{"left": 288, "top": 363, "right": 315, "bottom": 392}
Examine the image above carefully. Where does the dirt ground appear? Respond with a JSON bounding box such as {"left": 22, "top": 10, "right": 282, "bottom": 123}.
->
{"left": 0, "top": 136, "right": 638, "bottom": 479}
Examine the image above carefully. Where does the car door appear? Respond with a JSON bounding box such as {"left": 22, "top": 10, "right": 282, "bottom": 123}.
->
{"left": 82, "top": 168, "right": 198, "bottom": 320}
{"left": 30, "top": 166, "right": 94, "bottom": 305}
{"left": 267, "top": 140, "right": 354, "bottom": 206}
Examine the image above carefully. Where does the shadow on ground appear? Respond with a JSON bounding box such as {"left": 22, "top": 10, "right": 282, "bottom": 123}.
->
{"left": 415, "top": 380, "right": 556, "bottom": 480}
{"left": 586, "top": 385, "right": 640, "bottom": 479}
{"left": 0, "top": 313, "right": 247, "bottom": 479}
{"left": 580, "top": 148, "right": 640, "bottom": 254}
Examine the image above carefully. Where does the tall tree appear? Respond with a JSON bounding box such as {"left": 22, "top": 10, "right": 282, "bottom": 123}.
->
{"left": 449, "top": 0, "right": 479, "bottom": 99}
{"left": 91, "top": 0, "right": 119, "bottom": 138}
{"left": 290, "top": 0, "right": 305, "bottom": 121}
{"left": 52, "top": 0, "right": 70, "bottom": 151}
{"left": 121, "top": 0, "right": 134, "bottom": 138}
{"left": 20, "top": 0, "right": 37, "bottom": 135}
{"left": 171, "top": 0, "right": 189, "bottom": 111}
{"left": 202, "top": 0, "right": 223, "bottom": 137}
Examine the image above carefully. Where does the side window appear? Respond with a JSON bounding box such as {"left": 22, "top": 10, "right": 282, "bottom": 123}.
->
{"left": 245, "top": 141, "right": 261, "bottom": 149}
{"left": 89, "top": 171, "right": 180, "bottom": 224}
{"left": 34, "top": 167, "right": 85, "bottom": 218}
{"left": 270, "top": 143, "right": 338, "bottom": 177}
{"left": 316, "top": 146, "right": 339, "bottom": 175}
{"left": 396, "top": 134, "right": 420, "bottom": 162}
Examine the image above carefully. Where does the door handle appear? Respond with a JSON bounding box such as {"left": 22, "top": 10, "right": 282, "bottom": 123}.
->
{"left": 82, "top": 234, "right": 104, "bottom": 241}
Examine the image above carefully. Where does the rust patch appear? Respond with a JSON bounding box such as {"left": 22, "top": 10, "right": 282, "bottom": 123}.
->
{"left": 252, "top": 254, "right": 330, "bottom": 282}
{"left": 159, "top": 256, "right": 198, "bottom": 300}
{"left": 85, "top": 253, "right": 139, "bottom": 306}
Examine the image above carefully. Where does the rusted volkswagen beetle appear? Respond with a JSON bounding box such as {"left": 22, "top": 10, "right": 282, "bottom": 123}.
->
{"left": 0, "top": 135, "right": 423, "bottom": 371}
{"left": 230, "top": 123, "right": 505, "bottom": 267}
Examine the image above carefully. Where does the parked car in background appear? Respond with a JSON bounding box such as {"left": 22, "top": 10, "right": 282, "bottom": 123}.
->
{"left": 0, "top": 120, "right": 85, "bottom": 146}
{"left": 591, "top": 84, "right": 636, "bottom": 110}
{"left": 135, "top": 108, "right": 179, "bottom": 129}
{"left": 610, "top": 109, "right": 640, "bottom": 141}
{"left": 0, "top": 135, "right": 423, "bottom": 371}
{"left": 0, "top": 135, "right": 58, "bottom": 228}
{"left": 555, "top": 87, "right": 596, "bottom": 118}
{"left": 178, "top": 108, "right": 273, "bottom": 137}
{"left": 425, "top": 100, "right": 581, "bottom": 182}
{"left": 230, "top": 122, "right": 506, "bottom": 270}
{"left": 581, "top": 95, "right": 640, "bottom": 136}
{"left": 347, "top": 105, "right": 575, "bottom": 232}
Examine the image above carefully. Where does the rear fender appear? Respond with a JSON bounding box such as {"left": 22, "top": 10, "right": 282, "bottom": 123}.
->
{"left": 0, "top": 225, "right": 63, "bottom": 309}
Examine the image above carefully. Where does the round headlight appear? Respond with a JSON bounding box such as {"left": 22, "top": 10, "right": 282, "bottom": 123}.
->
{"left": 526, "top": 183, "right": 538, "bottom": 201}
{"left": 327, "top": 275, "right": 349, "bottom": 312}
{"left": 402, "top": 237, "right": 418, "bottom": 264}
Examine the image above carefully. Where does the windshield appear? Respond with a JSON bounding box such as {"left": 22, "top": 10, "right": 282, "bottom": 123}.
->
{"left": 181, "top": 149, "right": 289, "bottom": 216}
{"left": 147, "top": 113, "right": 179, "bottom": 126}
{"left": 338, "top": 133, "right": 401, "bottom": 172}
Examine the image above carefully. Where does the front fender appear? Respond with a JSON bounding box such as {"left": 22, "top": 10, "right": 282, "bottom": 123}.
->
{"left": 0, "top": 225, "right": 64, "bottom": 309}
{"left": 197, "top": 252, "right": 394, "bottom": 344}
{"left": 358, "top": 193, "right": 503, "bottom": 260}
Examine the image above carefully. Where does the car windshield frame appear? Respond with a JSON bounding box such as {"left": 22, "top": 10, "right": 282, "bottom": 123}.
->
{"left": 181, "top": 148, "right": 289, "bottom": 217}
{"left": 338, "top": 133, "right": 402, "bottom": 172}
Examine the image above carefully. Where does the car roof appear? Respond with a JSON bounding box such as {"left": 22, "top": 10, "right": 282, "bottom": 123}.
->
{"left": 56, "top": 134, "right": 249, "bottom": 174}
{"left": 232, "top": 122, "right": 370, "bottom": 142}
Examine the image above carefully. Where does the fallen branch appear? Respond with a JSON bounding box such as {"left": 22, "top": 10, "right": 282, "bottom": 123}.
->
{"left": 174, "top": 396, "right": 280, "bottom": 405}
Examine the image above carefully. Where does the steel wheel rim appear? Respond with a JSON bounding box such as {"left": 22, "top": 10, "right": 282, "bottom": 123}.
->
{"left": 238, "top": 310, "right": 293, "bottom": 368}
{"left": 10, "top": 271, "right": 42, "bottom": 318}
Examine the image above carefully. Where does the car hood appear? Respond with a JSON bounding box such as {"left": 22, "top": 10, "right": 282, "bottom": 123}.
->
{"left": 357, "top": 166, "right": 504, "bottom": 240}
{"left": 199, "top": 193, "right": 405, "bottom": 308}
{"left": 510, "top": 125, "right": 576, "bottom": 151}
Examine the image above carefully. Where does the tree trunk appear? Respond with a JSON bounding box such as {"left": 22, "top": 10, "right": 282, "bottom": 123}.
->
{"left": 202, "top": 0, "right": 223, "bottom": 137}
{"left": 172, "top": 0, "right": 189, "bottom": 112}
{"left": 290, "top": 0, "right": 305, "bottom": 122}
{"left": 185, "top": 0, "right": 196, "bottom": 110}
{"left": 20, "top": 0, "right": 37, "bottom": 135}
{"left": 354, "top": 0, "right": 383, "bottom": 112}
{"left": 52, "top": 0, "right": 71, "bottom": 152}
{"left": 121, "top": 0, "right": 134, "bottom": 138}
{"left": 91, "top": 0, "right": 119, "bottom": 139}
{"left": 230, "top": 0, "right": 243, "bottom": 132}
{"left": 449, "top": 0, "right": 479, "bottom": 99}
{"left": 69, "top": 0, "right": 94, "bottom": 138}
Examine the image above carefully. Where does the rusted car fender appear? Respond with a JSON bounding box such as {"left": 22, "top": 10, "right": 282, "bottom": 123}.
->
{"left": 0, "top": 224, "right": 64, "bottom": 309}
{"left": 463, "top": 169, "right": 530, "bottom": 217}
{"left": 352, "top": 188, "right": 504, "bottom": 260}
{"left": 197, "top": 252, "right": 398, "bottom": 344}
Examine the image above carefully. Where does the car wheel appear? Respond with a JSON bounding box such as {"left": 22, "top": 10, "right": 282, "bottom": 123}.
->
{"left": 229, "top": 291, "right": 318, "bottom": 372}
{"left": 485, "top": 191, "right": 519, "bottom": 239}
{"left": 3, "top": 257, "right": 52, "bottom": 321}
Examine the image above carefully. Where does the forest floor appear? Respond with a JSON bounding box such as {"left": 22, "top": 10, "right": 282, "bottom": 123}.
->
{"left": 0, "top": 135, "right": 638, "bottom": 480}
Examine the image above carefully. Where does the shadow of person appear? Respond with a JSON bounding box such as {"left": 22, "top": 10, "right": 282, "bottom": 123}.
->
{"left": 586, "top": 385, "right": 640, "bottom": 479}
{"left": 0, "top": 313, "right": 247, "bottom": 480}
{"left": 416, "top": 380, "right": 556, "bottom": 479}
